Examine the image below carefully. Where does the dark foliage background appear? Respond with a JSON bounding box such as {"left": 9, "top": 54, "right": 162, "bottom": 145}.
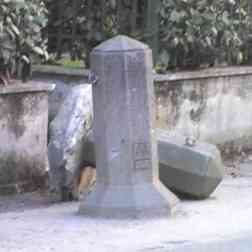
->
{"left": 0, "top": 0, "right": 251, "bottom": 75}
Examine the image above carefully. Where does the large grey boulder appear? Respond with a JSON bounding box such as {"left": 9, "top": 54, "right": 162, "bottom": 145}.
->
{"left": 157, "top": 129, "right": 224, "bottom": 199}
{"left": 48, "top": 85, "right": 93, "bottom": 201}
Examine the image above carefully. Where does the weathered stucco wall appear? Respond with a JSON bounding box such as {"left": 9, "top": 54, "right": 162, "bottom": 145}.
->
{"left": 155, "top": 67, "right": 252, "bottom": 149}
{"left": 32, "top": 65, "right": 252, "bottom": 149}
{"left": 0, "top": 83, "right": 54, "bottom": 194}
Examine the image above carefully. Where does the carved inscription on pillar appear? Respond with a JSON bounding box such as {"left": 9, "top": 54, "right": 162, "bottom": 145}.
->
{"left": 133, "top": 142, "right": 151, "bottom": 170}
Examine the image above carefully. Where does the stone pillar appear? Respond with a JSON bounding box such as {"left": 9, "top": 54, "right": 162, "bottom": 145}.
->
{"left": 79, "top": 35, "right": 178, "bottom": 218}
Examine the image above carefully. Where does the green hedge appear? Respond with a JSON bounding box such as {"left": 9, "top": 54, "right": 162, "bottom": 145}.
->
{"left": 157, "top": 0, "right": 251, "bottom": 71}
{"left": 2, "top": 0, "right": 249, "bottom": 73}
{"left": 0, "top": 0, "right": 48, "bottom": 82}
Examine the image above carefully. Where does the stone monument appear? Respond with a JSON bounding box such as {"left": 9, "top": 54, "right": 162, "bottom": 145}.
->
{"left": 79, "top": 35, "right": 178, "bottom": 218}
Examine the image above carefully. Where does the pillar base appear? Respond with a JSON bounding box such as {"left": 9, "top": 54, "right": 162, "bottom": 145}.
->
{"left": 79, "top": 181, "right": 179, "bottom": 219}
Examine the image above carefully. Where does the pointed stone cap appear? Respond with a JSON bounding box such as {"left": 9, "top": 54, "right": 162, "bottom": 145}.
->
{"left": 93, "top": 35, "right": 149, "bottom": 53}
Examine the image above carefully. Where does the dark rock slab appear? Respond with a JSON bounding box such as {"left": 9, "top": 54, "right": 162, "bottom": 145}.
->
{"left": 157, "top": 129, "right": 224, "bottom": 199}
